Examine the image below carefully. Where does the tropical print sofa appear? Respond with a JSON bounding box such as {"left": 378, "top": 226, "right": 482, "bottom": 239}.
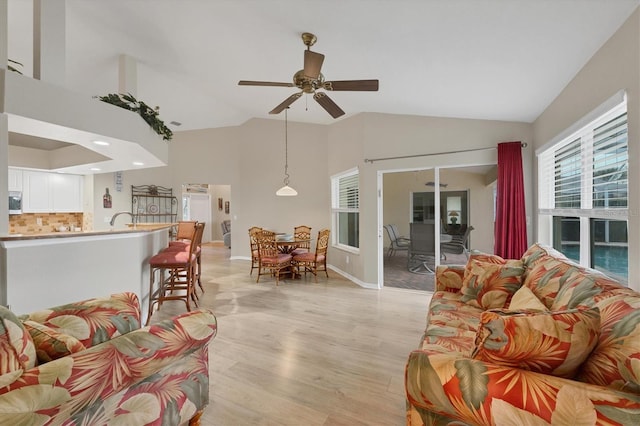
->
{"left": 405, "top": 243, "right": 640, "bottom": 425}
{"left": 0, "top": 292, "right": 217, "bottom": 425}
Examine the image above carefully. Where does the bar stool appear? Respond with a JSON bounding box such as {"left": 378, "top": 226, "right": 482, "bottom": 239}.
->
{"left": 146, "top": 222, "right": 204, "bottom": 325}
{"left": 164, "top": 222, "right": 205, "bottom": 295}
{"left": 169, "top": 220, "right": 198, "bottom": 249}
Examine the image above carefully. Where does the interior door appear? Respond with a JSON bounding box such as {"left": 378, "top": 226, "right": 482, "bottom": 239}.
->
{"left": 184, "top": 193, "right": 212, "bottom": 243}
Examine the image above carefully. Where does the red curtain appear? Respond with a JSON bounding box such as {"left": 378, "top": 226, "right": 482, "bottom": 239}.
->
{"left": 494, "top": 141, "right": 528, "bottom": 259}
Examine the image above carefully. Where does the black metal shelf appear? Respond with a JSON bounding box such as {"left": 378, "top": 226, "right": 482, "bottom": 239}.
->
{"left": 131, "top": 185, "right": 178, "bottom": 224}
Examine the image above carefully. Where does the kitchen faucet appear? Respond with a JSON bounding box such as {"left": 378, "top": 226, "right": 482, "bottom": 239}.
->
{"left": 109, "top": 211, "right": 137, "bottom": 227}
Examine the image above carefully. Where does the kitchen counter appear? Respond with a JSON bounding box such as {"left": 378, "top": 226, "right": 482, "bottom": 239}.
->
{"left": 0, "top": 224, "right": 173, "bottom": 322}
{"left": 0, "top": 223, "right": 176, "bottom": 241}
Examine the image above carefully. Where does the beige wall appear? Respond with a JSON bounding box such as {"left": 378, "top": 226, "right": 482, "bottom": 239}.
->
{"left": 209, "top": 184, "right": 231, "bottom": 241}
{"left": 94, "top": 117, "right": 331, "bottom": 261}
{"left": 92, "top": 166, "right": 173, "bottom": 230}
{"left": 532, "top": 8, "right": 639, "bottom": 291}
{"left": 335, "top": 113, "right": 532, "bottom": 285}
{"left": 93, "top": 113, "right": 532, "bottom": 287}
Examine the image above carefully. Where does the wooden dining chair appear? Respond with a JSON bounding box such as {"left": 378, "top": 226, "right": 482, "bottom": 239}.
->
{"left": 293, "top": 228, "right": 330, "bottom": 282}
{"left": 256, "top": 230, "right": 292, "bottom": 285}
{"left": 291, "top": 225, "right": 312, "bottom": 256}
{"left": 248, "top": 226, "right": 263, "bottom": 275}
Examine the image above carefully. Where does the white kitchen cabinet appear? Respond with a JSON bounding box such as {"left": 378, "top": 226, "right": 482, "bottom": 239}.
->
{"left": 51, "top": 174, "right": 83, "bottom": 212}
{"left": 22, "top": 170, "right": 83, "bottom": 213}
{"left": 8, "top": 168, "right": 22, "bottom": 192}
{"left": 22, "top": 171, "right": 52, "bottom": 213}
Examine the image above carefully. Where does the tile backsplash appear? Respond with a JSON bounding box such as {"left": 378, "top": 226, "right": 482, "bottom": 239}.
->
{"left": 9, "top": 213, "right": 87, "bottom": 234}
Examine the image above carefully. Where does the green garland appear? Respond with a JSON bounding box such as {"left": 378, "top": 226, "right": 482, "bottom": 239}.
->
{"left": 97, "top": 93, "right": 173, "bottom": 141}
{"left": 6, "top": 66, "right": 171, "bottom": 141}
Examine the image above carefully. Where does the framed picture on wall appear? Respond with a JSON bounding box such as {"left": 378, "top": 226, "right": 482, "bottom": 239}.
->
{"left": 218, "top": 198, "right": 223, "bottom": 210}
{"left": 224, "top": 201, "right": 230, "bottom": 214}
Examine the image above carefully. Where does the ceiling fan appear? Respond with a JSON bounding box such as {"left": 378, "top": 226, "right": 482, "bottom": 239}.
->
{"left": 238, "top": 32, "right": 379, "bottom": 118}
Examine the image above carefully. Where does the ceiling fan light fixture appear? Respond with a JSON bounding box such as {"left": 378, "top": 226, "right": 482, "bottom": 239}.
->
{"left": 276, "top": 185, "right": 298, "bottom": 196}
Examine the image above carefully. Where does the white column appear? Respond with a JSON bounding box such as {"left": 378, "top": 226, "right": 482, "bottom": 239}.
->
{"left": 33, "top": 0, "right": 66, "bottom": 86}
{"left": 0, "top": 0, "right": 6, "bottom": 70}
{"left": 0, "top": 114, "right": 8, "bottom": 235}
{"left": 118, "top": 54, "right": 138, "bottom": 96}
{"left": 1, "top": 0, "right": 9, "bottom": 234}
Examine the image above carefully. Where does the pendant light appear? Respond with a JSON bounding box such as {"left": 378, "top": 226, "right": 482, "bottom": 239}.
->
{"left": 276, "top": 108, "right": 298, "bottom": 196}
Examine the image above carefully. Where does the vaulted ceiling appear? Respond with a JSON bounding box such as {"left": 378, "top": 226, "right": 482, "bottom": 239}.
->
{"left": 7, "top": 0, "right": 640, "bottom": 133}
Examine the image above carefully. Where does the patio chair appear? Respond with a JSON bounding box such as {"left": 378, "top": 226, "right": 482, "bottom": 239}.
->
{"left": 407, "top": 223, "right": 436, "bottom": 274}
{"left": 441, "top": 225, "right": 474, "bottom": 260}
{"left": 384, "top": 224, "right": 410, "bottom": 257}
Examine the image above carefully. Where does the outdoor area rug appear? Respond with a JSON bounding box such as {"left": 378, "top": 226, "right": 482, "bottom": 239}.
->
{"left": 384, "top": 251, "right": 468, "bottom": 291}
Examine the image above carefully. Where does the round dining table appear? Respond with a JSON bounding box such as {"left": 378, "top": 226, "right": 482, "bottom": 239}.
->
{"left": 275, "top": 236, "right": 312, "bottom": 254}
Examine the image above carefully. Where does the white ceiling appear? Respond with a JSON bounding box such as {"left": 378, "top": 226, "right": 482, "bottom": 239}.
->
{"left": 7, "top": 0, "right": 640, "bottom": 133}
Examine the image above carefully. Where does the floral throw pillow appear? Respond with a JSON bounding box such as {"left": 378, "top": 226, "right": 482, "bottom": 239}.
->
{"left": 461, "top": 259, "right": 524, "bottom": 309}
{"left": 508, "top": 285, "right": 548, "bottom": 311}
{"left": 467, "top": 251, "right": 509, "bottom": 266}
{"left": 0, "top": 330, "right": 23, "bottom": 374}
{"left": 0, "top": 305, "right": 37, "bottom": 370}
{"left": 472, "top": 307, "right": 600, "bottom": 378}
{"left": 23, "top": 320, "right": 86, "bottom": 363}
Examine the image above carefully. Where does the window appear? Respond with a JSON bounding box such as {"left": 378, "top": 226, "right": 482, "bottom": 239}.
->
{"left": 411, "top": 190, "right": 468, "bottom": 229}
{"left": 538, "top": 101, "right": 628, "bottom": 282}
{"left": 332, "top": 169, "right": 359, "bottom": 250}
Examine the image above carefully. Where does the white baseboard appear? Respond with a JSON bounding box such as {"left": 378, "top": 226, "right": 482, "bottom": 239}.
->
{"left": 327, "top": 265, "right": 379, "bottom": 289}
{"left": 229, "top": 257, "right": 379, "bottom": 289}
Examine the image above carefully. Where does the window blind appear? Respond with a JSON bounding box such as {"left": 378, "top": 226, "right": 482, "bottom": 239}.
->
{"left": 554, "top": 138, "right": 581, "bottom": 209}
{"left": 338, "top": 173, "right": 359, "bottom": 209}
{"left": 592, "top": 112, "right": 627, "bottom": 208}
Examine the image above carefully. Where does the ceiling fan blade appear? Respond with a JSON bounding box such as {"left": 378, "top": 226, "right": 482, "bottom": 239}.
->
{"left": 269, "top": 92, "right": 303, "bottom": 114}
{"left": 313, "top": 92, "right": 345, "bottom": 118}
{"left": 323, "top": 79, "right": 379, "bottom": 91}
{"left": 304, "top": 50, "right": 325, "bottom": 79}
{"left": 239, "top": 80, "right": 295, "bottom": 87}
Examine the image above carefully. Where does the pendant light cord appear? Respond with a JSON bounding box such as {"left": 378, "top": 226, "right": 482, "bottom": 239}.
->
{"left": 283, "top": 108, "right": 290, "bottom": 186}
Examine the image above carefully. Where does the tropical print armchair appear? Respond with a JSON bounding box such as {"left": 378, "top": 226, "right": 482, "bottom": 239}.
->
{"left": 0, "top": 292, "right": 217, "bottom": 425}
{"left": 405, "top": 244, "right": 640, "bottom": 426}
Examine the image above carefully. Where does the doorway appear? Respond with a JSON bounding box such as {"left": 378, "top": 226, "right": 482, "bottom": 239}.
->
{"left": 182, "top": 193, "right": 212, "bottom": 243}
{"left": 381, "top": 166, "right": 496, "bottom": 290}
{"left": 181, "top": 183, "right": 231, "bottom": 246}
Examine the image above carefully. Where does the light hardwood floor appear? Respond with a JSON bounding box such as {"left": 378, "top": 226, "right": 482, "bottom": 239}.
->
{"left": 150, "top": 243, "right": 433, "bottom": 425}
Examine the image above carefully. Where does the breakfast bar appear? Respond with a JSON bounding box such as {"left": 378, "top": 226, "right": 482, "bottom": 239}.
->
{"left": 0, "top": 224, "right": 174, "bottom": 324}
